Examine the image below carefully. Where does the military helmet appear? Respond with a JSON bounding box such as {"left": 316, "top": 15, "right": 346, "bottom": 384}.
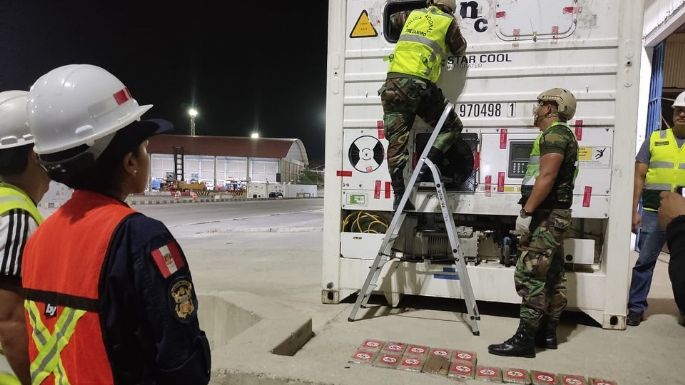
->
{"left": 537, "top": 88, "right": 576, "bottom": 121}
{"left": 428, "top": 0, "right": 457, "bottom": 13}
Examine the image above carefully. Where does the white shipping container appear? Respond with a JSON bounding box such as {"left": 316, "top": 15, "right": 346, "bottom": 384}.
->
{"left": 322, "top": 0, "right": 644, "bottom": 329}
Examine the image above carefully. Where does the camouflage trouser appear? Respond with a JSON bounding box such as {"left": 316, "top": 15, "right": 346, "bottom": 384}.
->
{"left": 379, "top": 76, "right": 464, "bottom": 175}
{"left": 515, "top": 208, "right": 572, "bottom": 330}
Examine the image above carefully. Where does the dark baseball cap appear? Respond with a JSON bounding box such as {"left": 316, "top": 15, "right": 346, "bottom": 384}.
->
{"left": 100, "top": 118, "right": 172, "bottom": 159}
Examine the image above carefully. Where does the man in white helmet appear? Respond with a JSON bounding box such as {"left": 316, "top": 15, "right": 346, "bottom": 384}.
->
{"left": 22, "top": 65, "right": 210, "bottom": 384}
{"left": 0, "top": 90, "right": 50, "bottom": 385}
{"left": 381, "top": 0, "right": 467, "bottom": 211}
{"left": 628, "top": 90, "right": 685, "bottom": 326}
{"left": 489, "top": 88, "right": 579, "bottom": 358}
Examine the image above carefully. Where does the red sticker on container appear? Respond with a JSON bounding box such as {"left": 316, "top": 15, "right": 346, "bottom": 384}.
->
{"left": 385, "top": 181, "right": 391, "bottom": 199}
{"left": 563, "top": 6, "right": 581, "bottom": 14}
{"left": 552, "top": 25, "right": 559, "bottom": 34}
{"left": 500, "top": 129, "right": 508, "bottom": 149}
{"left": 498, "top": 172, "right": 505, "bottom": 192}
{"left": 474, "top": 151, "right": 480, "bottom": 171}
{"left": 377, "top": 120, "right": 385, "bottom": 139}
{"left": 336, "top": 170, "right": 352, "bottom": 177}
{"left": 485, "top": 176, "right": 492, "bottom": 197}
{"left": 583, "top": 186, "right": 592, "bottom": 207}
{"left": 374, "top": 180, "right": 381, "bottom": 199}
{"left": 496, "top": 11, "right": 506, "bottom": 18}
{"left": 575, "top": 120, "right": 583, "bottom": 141}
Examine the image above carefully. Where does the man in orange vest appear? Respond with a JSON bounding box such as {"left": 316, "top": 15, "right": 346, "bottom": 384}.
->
{"left": 0, "top": 90, "right": 50, "bottom": 385}
{"left": 22, "top": 65, "right": 210, "bottom": 384}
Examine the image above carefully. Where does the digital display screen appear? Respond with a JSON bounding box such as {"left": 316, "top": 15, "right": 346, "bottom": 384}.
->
{"left": 510, "top": 142, "right": 533, "bottom": 160}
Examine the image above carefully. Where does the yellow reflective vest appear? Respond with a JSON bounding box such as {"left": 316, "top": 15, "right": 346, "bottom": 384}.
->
{"left": 0, "top": 183, "right": 43, "bottom": 225}
{"left": 388, "top": 6, "right": 452, "bottom": 82}
{"left": 642, "top": 129, "right": 685, "bottom": 211}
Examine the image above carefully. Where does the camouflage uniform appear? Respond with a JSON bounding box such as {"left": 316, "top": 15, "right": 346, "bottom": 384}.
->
{"left": 381, "top": 76, "right": 463, "bottom": 175}
{"left": 517, "top": 123, "right": 578, "bottom": 329}
{"left": 381, "top": 8, "right": 467, "bottom": 182}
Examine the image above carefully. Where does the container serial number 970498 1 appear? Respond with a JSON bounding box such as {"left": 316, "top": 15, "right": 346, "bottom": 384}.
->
{"left": 458, "top": 103, "right": 516, "bottom": 118}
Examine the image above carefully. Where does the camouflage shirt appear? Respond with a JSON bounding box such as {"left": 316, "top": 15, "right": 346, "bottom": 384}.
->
{"left": 520, "top": 123, "right": 579, "bottom": 209}
{"left": 390, "top": 8, "right": 467, "bottom": 56}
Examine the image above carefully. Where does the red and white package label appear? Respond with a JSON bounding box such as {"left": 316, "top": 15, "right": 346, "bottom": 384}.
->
{"left": 373, "top": 352, "right": 402, "bottom": 368}
{"left": 350, "top": 349, "right": 376, "bottom": 364}
{"left": 405, "top": 344, "right": 429, "bottom": 356}
{"left": 497, "top": 172, "right": 505, "bottom": 193}
{"left": 532, "top": 370, "right": 559, "bottom": 385}
{"left": 429, "top": 348, "right": 453, "bottom": 359}
{"left": 504, "top": 368, "right": 530, "bottom": 383}
{"left": 398, "top": 356, "right": 424, "bottom": 371}
{"left": 382, "top": 342, "right": 406, "bottom": 354}
{"left": 453, "top": 350, "right": 476, "bottom": 363}
{"left": 449, "top": 362, "right": 474, "bottom": 378}
{"left": 561, "top": 374, "right": 588, "bottom": 385}
{"left": 485, "top": 175, "right": 492, "bottom": 196}
{"left": 500, "top": 129, "right": 508, "bottom": 149}
{"left": 359, "top": 339, "right": 384, "bottom": 352}
{"left": 477, "top": 366, "right": 502, "bottom": 381}
{"left": 590, "top": 379, "right": 617, "bottom": 385}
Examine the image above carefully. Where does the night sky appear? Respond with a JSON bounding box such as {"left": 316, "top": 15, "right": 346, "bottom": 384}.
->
{"left": 0, "top": 0, "right": 329, "bottom": 165}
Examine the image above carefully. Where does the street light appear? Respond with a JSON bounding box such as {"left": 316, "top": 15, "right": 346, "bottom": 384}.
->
{"left": 188, "top": 108, "right": 199, "bottom": 136}
{"left": 250, "top": 132, "right": 259, "bottom": 139}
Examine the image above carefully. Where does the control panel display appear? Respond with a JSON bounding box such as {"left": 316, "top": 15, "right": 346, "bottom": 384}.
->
{"left": 508, "top": 141, "right": 534, "bottom": 178}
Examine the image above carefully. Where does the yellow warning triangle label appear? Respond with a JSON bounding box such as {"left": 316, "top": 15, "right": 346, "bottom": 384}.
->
{"left": 350, "top": 10, "right": 378, "bottom": 38}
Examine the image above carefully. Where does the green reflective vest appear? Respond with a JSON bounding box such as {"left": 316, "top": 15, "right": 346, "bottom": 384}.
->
{"left": 642, "top": 129, "right": 685, "bottom": 211}
{"left": 521, "top": 122, "right": 578, "bottom": 209}
{"left": 0, "top": 182, "right": 43, "bottom": 225}
{"left": 388, "top": 6, "right": 452, "bottom": 82}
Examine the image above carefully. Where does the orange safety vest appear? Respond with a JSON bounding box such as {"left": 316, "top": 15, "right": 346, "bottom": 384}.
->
{"left": 22, "top": 190, "right": 136, "bottom": 385}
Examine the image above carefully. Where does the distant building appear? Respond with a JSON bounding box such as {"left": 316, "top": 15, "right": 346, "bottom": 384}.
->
{"left": 147, "top": 135, "right": 308, "bottom": 188}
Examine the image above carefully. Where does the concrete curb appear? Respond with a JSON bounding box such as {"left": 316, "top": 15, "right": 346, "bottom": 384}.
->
{"left": 127, "top": 197, "right": 323, "bottom": 206}
{"left": 199, "top": 291, "right": 316, "bottom": 385}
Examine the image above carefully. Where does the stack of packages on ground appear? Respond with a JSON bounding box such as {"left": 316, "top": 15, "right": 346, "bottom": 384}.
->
{"left": 350, "top": 340, "right": 617, "bottom": 385}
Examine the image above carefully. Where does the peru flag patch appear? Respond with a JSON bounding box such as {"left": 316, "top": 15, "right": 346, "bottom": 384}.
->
{"left": 151, "top": 241, "right": 186, "bottom": 278}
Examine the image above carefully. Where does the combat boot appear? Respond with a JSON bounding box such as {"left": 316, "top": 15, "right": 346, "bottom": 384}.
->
{"left": 488, "top": 321, "right": 536, "bottom": 358}
{"left": 391, "top": 168, "right": 414, "bottom": 211}
{"left": 535, "top": 319, "right": 558, "bottom": 349}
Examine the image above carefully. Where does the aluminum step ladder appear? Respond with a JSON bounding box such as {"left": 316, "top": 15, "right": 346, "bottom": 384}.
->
{"left": 347, "top": 103, "right": 481, "bottom": 336}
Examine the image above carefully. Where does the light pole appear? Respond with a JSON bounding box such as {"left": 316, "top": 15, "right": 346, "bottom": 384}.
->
{"left": 188, "top": 107, "right": 198, "bottom": 136}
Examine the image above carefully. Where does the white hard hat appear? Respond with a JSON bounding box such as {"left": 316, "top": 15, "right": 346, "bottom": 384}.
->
{"left": 673, "top": 91, "right": 685, "bottom": 108}
{"left": 0, "top": 90, "right": 34, "bottom": 149}
{"left": 28, "top": 64, "right": 152, "bottom": 155}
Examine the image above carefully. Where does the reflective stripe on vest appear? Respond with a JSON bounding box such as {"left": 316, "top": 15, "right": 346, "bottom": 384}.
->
{"left": 642, "top": 129, "right": 685, "bottom": 210}
{"left": 25, "top": 301, "right": 85, "bottom": 385}
{"left": 388, "top": 7, "right": 451, "bottom": 82}
{"left": 0, "top": 183, "right": 43, "bottom": 224}
{"left": 22, "top": 191, "right": 136, "bottom": 385}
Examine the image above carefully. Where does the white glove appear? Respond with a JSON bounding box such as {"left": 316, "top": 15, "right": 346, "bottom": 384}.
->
{"left": 516, "top": 214, "right": 532, "bottom": 235}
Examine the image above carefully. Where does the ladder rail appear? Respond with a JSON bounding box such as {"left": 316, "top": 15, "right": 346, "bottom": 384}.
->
{"left": 348, "top": 103, "right": 481, "bottom": 335}
{"left": 425, "top": 159, "right": 481, "bottom": 335}
{"left": 348, "top": 103, "right": 454, "bottom": 321}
